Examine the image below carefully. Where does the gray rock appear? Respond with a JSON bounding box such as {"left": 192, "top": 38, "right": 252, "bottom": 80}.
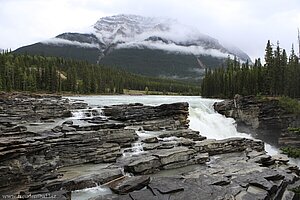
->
{"left": 153, "top": 147, "right": 195, "bottom": 166}
{"left": 62, "top": 120, "right": 73, "bottom": 125}
{"left": 272, "top": 154, "right": 289, "bottom": 164}
{"left": 142, "top": 137, "right": 158, "bottom": 143}
{"left": 108, "top": 176, "right": 150, "bottom": 194}
{"left": 124, "top": 156, "right": 161, "bottom": 174}
{"left": 61, "top": 125, "right": 76, "bottom": 132}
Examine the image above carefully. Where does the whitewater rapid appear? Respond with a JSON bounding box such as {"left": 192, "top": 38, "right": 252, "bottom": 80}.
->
{"left": 68, "top": 95, "right": 281, "bottom": 156}
{"left": 68, "top": 95, "right": 299, "bottom": 199}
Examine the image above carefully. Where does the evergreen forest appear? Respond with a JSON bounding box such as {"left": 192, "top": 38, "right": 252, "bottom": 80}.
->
{"left": 201, "top": 40, "right": 300, "bottom": 98}
{"left": 0, "top": 52, "right": 200, "bottom": 95}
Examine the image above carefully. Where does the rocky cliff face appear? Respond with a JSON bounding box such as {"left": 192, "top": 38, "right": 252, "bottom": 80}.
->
{"left": 0, "top": 94, "right": 299, "bottom": 200}
{"left": 214, "top": 95, "right": 300, "bottom": 147}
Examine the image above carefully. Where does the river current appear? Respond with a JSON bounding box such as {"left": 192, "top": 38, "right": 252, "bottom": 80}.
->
{"left": 67, "top": 95, "right": 298, "bottom": 199}
{"left": 68, "top": 95, "right": 279, "bottom": 154}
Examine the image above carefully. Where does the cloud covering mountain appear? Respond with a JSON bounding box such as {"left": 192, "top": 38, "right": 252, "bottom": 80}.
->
{"left": 15, "top": 14, "right": 252, "bottom": 80}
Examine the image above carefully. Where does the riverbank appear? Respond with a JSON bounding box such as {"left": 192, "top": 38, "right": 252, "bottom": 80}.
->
{"left": 0, "top": 93, "right": 299, "bottom": 199}
{"left": 214, "top": 95, "right": 300, "bottom": 154}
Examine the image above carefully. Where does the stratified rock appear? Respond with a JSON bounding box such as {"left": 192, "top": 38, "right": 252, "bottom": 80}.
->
{"left": 194, "top": 138, "right": 264, "bottom": 155}
{"left": 103, "top": 102, "right": 189, "bottom": 129}
{"left": 158, "top": 129, "right": 206, "bottom": 141}
{"left": 61, "top": 125, "right": 76, "bottom": 132}
{"left": 46, "top": 168, "right": 123, "bottom": 192}
{"left": 108, "top": 176, "right": 150, "bottom": 194}
{"left": 214, "top": 95, "right": 300, "bottom": 147}
{"left": 0, "top": 94, "right": 299, "bottom": 200}
{"left": 124, "top": 156, "right": 161, "bottom": 174}
{"left": 153, "top": 147, "right": 195, "bottom": 167}
{"left": 142, "top": 137, "right": 158, "bottom": 143}
{"left": 272, "top": 154, "right": 289, "bottom": 164}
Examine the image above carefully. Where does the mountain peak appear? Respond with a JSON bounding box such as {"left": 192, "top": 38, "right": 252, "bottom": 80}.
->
{"left": 15, "top": 14, "right": 252, "bottom": 80}
{"left": 93, "top": 14, "right": 175, "bottom": 45}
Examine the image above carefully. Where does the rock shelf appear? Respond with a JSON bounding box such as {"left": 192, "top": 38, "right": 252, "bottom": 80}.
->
{"left": 0, "top": 93, "right": 299, "bottom": 200}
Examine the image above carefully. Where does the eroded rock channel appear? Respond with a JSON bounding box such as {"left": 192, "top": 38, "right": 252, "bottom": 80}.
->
{"left": 0, "top": 93, "right": 299, "bottom": 200}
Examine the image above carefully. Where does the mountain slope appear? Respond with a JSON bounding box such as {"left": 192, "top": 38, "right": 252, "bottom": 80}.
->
{"left": 14, "top": 14, "right": 251, "bottom": 80}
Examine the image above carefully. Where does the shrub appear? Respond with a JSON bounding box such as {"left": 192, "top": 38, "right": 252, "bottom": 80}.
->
{"left": 281, "top": 146, "right": 300, "bottom": 158}
{"left": 278, "top": 96, "right": 300, "bottom": 114}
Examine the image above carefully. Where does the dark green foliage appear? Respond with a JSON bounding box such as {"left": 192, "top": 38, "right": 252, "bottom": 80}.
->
{"left": 287, "top": 127, "right": 300, "bottom": 133}
{"left": 281, "top": 146, "right": 300, "bottom": 158}
{"left": 278, "top": 96, "right": 300, "bottom": 114}
{"left": 15, "top": 42, "right": 226, "bottom": 80}
{"left": 99, "top": 48, "right": 221, "bottom": 80}
{"left": 14, "top": 43, "right": 100, "bottom": 64}
{"left": 290, "top": 186, "right": 300, "bottom": 194}
{"left": 201, "top": 40, "right": 300, "bottom": 99}
{"left": 0, "top": 52, "right": 200, "bottom": 95}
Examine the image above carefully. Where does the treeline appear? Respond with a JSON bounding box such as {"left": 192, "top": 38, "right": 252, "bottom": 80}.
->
{"left": 0, "top": 52, "right": 200, "bottom": 95}
{"left": 201, "top": 40, "right": 300, "bottom": 98}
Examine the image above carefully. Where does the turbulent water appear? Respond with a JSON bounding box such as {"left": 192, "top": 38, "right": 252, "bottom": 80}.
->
{"left": 67, "top": 95, "right": 297, "bottom": 199}
{"left": 68, "top": 95, "right": 279, "bottom": 153}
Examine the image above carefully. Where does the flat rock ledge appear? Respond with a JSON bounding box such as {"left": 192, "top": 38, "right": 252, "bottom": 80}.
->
{"left": 0, "top": 94, "right": 299, "bottom": 200}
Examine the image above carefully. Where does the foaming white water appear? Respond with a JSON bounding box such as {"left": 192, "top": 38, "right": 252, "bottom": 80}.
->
{"left": 71, "top": 108, "right": 103, "bottom": 119}
{"left": 67, "top": 95, "right": 300, "bottom": 199}
{"left": 122, "top": 142, "right": 144, "bottom": 157}
{"left": 71, "top": 185, "right": 112, "bottom": 200}
{"left": 66, "top": 95, "right": 291, "bottom": 158}
{"left": 188, "top": 100, "right": 280, "bottom": 156}
{"left": 189, "top": 107, "right": 251, "bottom": 140}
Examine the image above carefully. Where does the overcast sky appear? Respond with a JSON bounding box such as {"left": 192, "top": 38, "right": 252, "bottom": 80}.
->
{"left": 1, "top": 0, "right": 300, "bottom": 61}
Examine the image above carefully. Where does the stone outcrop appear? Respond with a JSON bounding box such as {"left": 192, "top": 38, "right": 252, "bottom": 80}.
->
{"left": 103, "top": 102, "right": 189, "bottom": 129}
{"left": 0, "top": 93, "right": 87, "bottom": 124}
{"left": 122, "top": 138, "right": 263, "bottom": 175}
{"left": 0, "top": 93, "right": 299, "bottom": 200}
{"left": 97, "top": 151, "right": 300, "bottom": 200}
{"left": 214, "top": 95, "right": 300, "bottom": 147}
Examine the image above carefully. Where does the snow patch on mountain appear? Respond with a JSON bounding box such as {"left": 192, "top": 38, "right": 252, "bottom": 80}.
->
{"left": 92, "top": 14, "right": 212, "bottom": 44}
{"left": 40, "top": 14, "right": 251, "bottom": 61}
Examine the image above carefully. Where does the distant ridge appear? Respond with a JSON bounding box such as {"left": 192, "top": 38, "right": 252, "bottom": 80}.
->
{"left": 15, "top": 14, "right": 251, "bottom": 80}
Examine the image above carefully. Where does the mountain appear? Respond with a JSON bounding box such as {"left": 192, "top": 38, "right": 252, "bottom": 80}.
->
{"left": 14, "top": 14, "right": 251, "bottom": 80}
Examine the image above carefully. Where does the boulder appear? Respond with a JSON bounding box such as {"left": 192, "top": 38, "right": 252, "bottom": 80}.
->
{"left": 108, "top": 176, "right": 150, "bottom": 194}
{"left": 124, "top": 156, "right": 161, "bottom": 174}
{"left": 142, "top": 137, "right": 158, "bottom": 143}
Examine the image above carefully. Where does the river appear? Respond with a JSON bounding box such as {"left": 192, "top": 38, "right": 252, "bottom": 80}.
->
{"left": 68, "top": 95, "right": 280, "bottom": 154}
{"left": 67, "top": 95, "right": 299, "bottom": 199}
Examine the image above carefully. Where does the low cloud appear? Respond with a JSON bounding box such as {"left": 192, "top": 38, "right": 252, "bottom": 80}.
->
{"left": 116, "top": 40, "right": 232, "bottom": 58}
{"left": 41, "top": 38, "right": 100, "bottom": 49}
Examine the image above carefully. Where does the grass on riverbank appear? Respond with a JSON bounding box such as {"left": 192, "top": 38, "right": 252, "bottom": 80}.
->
{"left": 123, "top": 89, "right": 179, "bottom": 95}
{"left": 281, "top": 146, "right": 300, "bottom": 158}
{"left": 255, "top": 95, "right": 300, "bottom": 115}
{"left": 278, "top": 96, "right": 300, "bottom": 114}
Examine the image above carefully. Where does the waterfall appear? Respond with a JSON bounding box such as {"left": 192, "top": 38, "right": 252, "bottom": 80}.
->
{"left": 68, "top": 95, "right": 300, "bottom": 199}
{"left": 188, "top": 99, "right": 280, "bottom": 156}
{"left": 68, "top": 95, "right": 282, "bottom": 156}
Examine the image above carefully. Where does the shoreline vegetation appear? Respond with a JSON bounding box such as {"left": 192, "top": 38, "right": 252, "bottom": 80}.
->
{"left": 0, "top": 89, "right": 190, "bottom": 97}
{"left": 0, "top": 51, "right": 201, "bottom": 96}
{"left": 201, "top": 40, "right": 300, "bottom": 99}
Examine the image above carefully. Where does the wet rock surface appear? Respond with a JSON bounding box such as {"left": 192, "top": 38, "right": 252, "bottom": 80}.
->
{"left": 214, "top": 95, "right": 300, "bottom": 148}
{"left": 0, "top": 93, "right": 299, "bottom": 200}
